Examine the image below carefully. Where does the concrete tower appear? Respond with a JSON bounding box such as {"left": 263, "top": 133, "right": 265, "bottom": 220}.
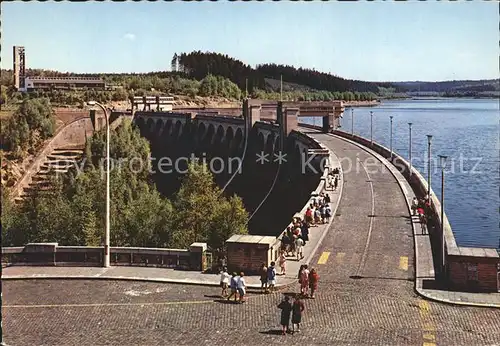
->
{"left": 13, "top": 46, "right": 26, "bottom": 90}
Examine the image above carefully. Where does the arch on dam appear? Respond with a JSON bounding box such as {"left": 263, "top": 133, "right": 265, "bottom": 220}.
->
{"left": 196, "top": 122, "right": 206, "bottom": 148}
{"left": 225, "top": 127, "right": 234, "bottom": 154}
{"left": 203, "top": 124, "right": 216, "bottom": 148}
{"left": 135, "top": 117, "right": 147, "bottom": 136}
{"left": 214, "top": 125, "right": 225, "bottom": 145}
{"left": 265, "top": 133, "right": 275, "bottom": 155}
{"left": 153, "top": 118, "right": 164, "bottom": 141}
{"left": 232, "top": 128, "right": 243, "bottom": 153}
{"left": 257, "top": 132, "right": 265, "bottom": 153}
{"left": 146, "top": 118, "right": 156, "bottom": 134}
{"left": 172, "top": 120, "right": 183, "bottom": 139}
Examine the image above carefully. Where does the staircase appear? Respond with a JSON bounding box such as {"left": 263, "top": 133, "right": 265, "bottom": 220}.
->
{"left": 14, "top": 146, "right": 84, "bottom": 203}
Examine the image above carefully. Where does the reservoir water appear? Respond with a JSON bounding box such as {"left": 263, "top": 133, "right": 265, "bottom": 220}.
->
{"left": 305, "top": 98, "right": 499, "bottom": 249}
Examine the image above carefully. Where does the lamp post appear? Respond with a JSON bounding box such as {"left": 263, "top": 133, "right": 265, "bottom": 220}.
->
{"left": 408, "top": 122, "right": 413, "bottom": 177}
{"left": 438, "top": 154, "right": 448, "bottom": 277}
{"left": 88, "top": 101, "right": 110, "bottom": 268}
{"left": 427, "top": 135, "right": 433, "bottom": 199}
{"left": 370, "top": 111, "right": 374, "bottom": 145}
{"left": 351, "top": 108, "right": 354, "bottom": 136}
{"left": 389, "top": 116, "right": 394, "bottom": 161}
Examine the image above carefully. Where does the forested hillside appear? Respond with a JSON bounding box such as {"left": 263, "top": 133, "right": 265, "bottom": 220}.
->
{"left": 175, "top": 51, "right": 394, "bottom": 93}
{"left": 393, "top": 79, "right": 500, "bottom": 93}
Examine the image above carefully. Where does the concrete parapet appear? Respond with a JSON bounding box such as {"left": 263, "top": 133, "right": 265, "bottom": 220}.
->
{"left": 2, "top": 242, "right": 209, "bottom": 272}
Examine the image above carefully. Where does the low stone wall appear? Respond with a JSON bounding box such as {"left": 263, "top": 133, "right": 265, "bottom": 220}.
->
{"left": 331, "top": 130, "right": 499, "bottom": 292}
{"left": 2, "top": 242, "right": 208, "bottom": 271}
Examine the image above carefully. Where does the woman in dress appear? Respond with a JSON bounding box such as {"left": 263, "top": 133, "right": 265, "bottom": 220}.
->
{"left": 260, "top": 263, "right": 268, "bottom": 293}
{"left": 309, "top": 268, "right": 320, "bottom": 299}
{"left": 291, "top": 296, "right": 305, "bottom": 334}
{"left": 297, "top": 264, "right": 305, "bottom": 292}
{"left": 278, "top": 251, "right": 286, "bottom": 275}
{"left": 300, "top": 264, "right": 310, "bottom": 297}
{"left": 277, "top": 296, "right": 293, "bottom": 335}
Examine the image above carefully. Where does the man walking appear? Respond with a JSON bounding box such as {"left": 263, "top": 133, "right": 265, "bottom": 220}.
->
{"left": 237, "top": 272, "right": 246, "bottom": 303}
{"left": 267, "top": 262, "right": 277, "bottom": 292}
{"left": 227, "top": 272, "right": 239, "bottom": 302}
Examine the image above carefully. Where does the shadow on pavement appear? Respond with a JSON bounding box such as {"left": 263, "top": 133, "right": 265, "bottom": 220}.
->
{"left": 259, "top": 329, "right": 285, "bottom": 335}
{"left": 204, "top": 294, "right": 222, "bottom": 299}
{"left": 349, "top": 275, "right": 414, "bottom": 282}
{"left": 213, "top": 299, "right": 241, "bottom": 304}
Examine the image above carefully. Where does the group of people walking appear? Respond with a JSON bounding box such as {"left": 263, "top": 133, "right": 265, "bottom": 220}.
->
{"left": 327, "top": 168, "right": 340, "bottom": 191}
{"left": 276, "top": 265, "right": 320, "bottom": 335}
{"left": 411, "top": 195, "right": 431, "bottom": 234}
{"left": 220, "top": 268, "right": 247, "bottom": 303}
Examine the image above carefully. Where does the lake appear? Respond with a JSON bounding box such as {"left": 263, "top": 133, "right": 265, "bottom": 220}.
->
{"left": 306, "top": 98, "right": 499, "bottom": 249}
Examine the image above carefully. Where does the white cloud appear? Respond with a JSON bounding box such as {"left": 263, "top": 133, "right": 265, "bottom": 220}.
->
{"left": 123, "top": 33, "right": 136, "bottom": 41}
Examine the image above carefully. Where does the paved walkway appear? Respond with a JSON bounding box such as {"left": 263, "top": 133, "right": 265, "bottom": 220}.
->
{"left": 2, "top": 146, "right": 344, "bottom": 291}
{"left": 330, "top": 133, "right": 500, "bottom": 308}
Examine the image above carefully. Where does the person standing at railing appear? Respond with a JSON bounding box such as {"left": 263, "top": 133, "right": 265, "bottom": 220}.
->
{"left": 305, "top": 207, "right": 314, "bottom": 227}
{"left": 324, "top": 193, "right": 331, "bottom": 204}
{"left": 301, "top": 221, "right": 309, "bottom": 245}
{"left": 295, "top": 237, "right": 304, "bottom": 261}
{"left": 278, "top": 251, "right": 287, "bottom": 275}
{"left": 411, "top": 197, "right": 419, "bottom": 216}
{"left": 325, "top": 204, "right": 332, "bottom": 223}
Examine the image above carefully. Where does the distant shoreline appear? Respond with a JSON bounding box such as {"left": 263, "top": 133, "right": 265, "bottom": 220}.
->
{"left": 343, "top": 100, "right": 380, "bottom": 107}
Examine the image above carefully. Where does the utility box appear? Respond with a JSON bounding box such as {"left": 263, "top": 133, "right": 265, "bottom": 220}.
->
{"left": 189, "top": 242, "right": 208, "bottom": 271}
{"left": 226, "top": 235, "right": 279, "bottom": 275}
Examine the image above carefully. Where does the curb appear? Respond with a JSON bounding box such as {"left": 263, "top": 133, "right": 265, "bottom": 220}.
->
{"left": 328, "top": 133, "right": 500, "bottom": 309}
{"left": 1, "top": 275, "right": 295, "bottom": 290}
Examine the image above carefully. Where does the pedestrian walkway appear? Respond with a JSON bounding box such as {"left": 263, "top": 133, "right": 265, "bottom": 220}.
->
{"left": 329, "top": 133, "right": 500, "bottom": 308}
{"left": 2, "top": 144, "right": 344, "bottom": 292}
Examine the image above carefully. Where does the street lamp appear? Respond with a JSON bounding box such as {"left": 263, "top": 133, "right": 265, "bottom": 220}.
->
{"left": 408, "top": 122, "right": 413, "bottom": 177}
{"left": 370, "top": 111, "right": 374, "bottom": 145}
{"left": 438, "top": 154, "right": 448, "bottom": 277}
{"left": 87, "top": 100, "right": 110, "bottom": 268}
{"left": 427, "top": 135, "right": 433, "bottom": 199}
{"left": 389, "top": 116, "right": 394, "bottom": 161}
{"left": 351, "top": 108, "right": 354, "bottom": 136}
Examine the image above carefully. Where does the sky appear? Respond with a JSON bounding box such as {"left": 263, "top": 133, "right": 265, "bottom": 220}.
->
{"left": 1, "top": 1, "right": 498, "bottom": 82}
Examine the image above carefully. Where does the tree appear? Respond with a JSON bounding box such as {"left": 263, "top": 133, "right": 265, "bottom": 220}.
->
{"left": 0, "top": 98, "right": 56, "bottom": 155}
{"left": 0, "top": 85, "right": 8, "bottom": 104}
{"left": 170, "top": 162, "right": 248, "bottom": 250}
{"left": 3, "top": 119, "right": 249, "bottom": 250}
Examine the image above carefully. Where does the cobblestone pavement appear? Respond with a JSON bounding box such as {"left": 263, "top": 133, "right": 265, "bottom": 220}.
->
{"left": 3, "top": 135, "right": 500, "bottom": 346}
{"left": 3, "top": 280, "right": 500, "bottom": 346}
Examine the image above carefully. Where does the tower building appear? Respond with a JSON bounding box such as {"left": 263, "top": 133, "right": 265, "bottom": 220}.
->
{"left": 13, "top": 46, "right": 26, "bottom": 90}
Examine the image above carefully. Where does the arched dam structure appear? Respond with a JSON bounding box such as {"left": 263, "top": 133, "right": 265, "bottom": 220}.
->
{"left": 134, "top": 100, "right": 335, "bottom": 237}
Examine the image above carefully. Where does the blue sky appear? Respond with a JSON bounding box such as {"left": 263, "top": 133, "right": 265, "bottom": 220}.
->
{"left": 2, "top": 1, "right": 498, "bottom": 82}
